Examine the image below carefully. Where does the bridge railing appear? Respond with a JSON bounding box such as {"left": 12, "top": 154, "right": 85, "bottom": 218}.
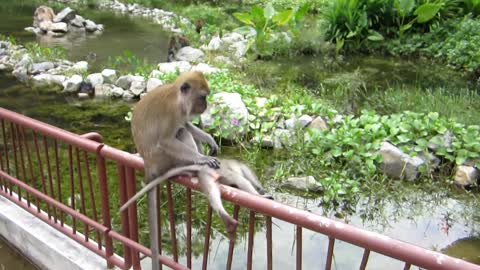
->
{"left": 0, "top": 107, "right": 478, "bottom": 270}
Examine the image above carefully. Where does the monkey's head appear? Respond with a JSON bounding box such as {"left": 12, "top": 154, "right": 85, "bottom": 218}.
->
{"left": 175, "top": 71, "right": 210, "bottom": 116}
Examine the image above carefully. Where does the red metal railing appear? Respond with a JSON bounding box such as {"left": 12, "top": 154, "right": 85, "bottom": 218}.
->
{"left": 0, "top": 107, "right": 478, "bottom": 270}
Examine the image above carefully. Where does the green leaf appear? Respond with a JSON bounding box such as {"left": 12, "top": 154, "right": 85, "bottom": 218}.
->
{"left": 251, "top": 5, "right": 264, "bottom": 21}
{"left": 295, "top": 3, "right": 311, "bottom": 21}
{"left": 395, "top": 0, "right": 415, "bottom": 17}
{"left": 414, "top": 3, "right": 443, "bottom": 23}
{"left": 272, "top": 10, "right": 294, "bottom": 25}
{"left": 264, "top": 3, "right": 275, "bottom": 19}
{"left": 367, "top": 30, "right": 384, "bottom": 41}
{"left": 400, "top": 22, "right": 413, "bottom": 33}
{"left": 233, "top": 13, "right": 255, "bottom": 26}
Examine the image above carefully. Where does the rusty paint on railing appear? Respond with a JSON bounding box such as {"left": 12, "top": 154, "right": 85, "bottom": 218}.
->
{"left": 0, "top": 107, "right": 479, "bottom": 270}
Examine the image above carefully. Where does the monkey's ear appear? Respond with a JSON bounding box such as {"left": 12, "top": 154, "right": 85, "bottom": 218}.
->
{"left": 180, "top": 82, "right": 190, "bottom": 93}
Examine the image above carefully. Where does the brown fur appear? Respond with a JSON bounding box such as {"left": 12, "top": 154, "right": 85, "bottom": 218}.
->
{"left": 33, "top": 6, "right": 55, "bottom": 27}
{"left": 131, "top": 71, "right": 219, "bottom": 270}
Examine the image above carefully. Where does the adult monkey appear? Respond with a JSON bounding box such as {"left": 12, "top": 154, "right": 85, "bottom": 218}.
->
{"left": 131, "top": 71, "right": 219, "bottom": 270}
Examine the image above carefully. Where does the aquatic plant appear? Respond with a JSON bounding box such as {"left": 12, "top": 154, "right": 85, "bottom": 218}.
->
{"left": 233, "top": 3, "right": 310, "bottom": 57}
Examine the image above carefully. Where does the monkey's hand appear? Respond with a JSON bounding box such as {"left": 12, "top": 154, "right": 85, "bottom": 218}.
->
{"left": 208, "top": 141, "right": 219, "bottom": 156}
{"left": 197, "top": 156, "right": 220, "bottom": 169}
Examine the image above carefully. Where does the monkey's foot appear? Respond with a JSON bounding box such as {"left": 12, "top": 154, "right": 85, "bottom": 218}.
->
{"left": 222, "top": 216, "right": 239, "bottom": 242}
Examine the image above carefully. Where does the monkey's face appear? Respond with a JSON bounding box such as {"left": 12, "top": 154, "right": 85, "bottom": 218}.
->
{"left": 192, "top": 94, "right": 208, "bottom": 114}
{"left": 180, "top": 82, "right": 209, "bottom": 115}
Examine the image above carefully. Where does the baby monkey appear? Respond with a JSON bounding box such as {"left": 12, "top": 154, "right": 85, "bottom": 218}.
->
{"left": 120, "top": 159, "right": 272, "bottom": 240}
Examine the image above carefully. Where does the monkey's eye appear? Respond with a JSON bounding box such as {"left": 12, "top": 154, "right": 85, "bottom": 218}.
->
{"left": 180, "top": 82, "right": 190, "bottom": 93}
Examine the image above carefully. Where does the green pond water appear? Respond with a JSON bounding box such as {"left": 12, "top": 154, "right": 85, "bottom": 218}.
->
{"left": 0, "top": 1, "right": 479, "bottom": 269}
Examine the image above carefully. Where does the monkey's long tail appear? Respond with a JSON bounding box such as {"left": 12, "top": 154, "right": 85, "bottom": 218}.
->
{"left": 119, "top": 165, "right": 206, "bottom": 212}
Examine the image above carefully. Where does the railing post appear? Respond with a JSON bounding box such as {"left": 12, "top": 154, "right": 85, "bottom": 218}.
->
{"left": 96, "top": 149, "right": 114, "bottom": 269}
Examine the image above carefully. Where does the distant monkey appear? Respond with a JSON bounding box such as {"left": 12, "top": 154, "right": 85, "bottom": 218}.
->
{"left": 131, "top": 71, "right": 219, "bottom": 270}
{"left": 195, "top": 19, "right": 205, "bottom": 34}
{"left": 33, "top": 6, "right": 55, "bottom": 27}
{"left": 167, "top": 34, "right": 190, "bottom": 62}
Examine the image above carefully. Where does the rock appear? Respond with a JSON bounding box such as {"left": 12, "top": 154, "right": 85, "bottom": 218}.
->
{"left": 174, "top": 46, "right": 204, "bottom": 62}
{"left": 86, "top": 73, "right": 104, "bottom": 87}
{"left": 149, "top": 70, "right": 162, "bottom": 78}
{"left": 38, "top": 21, "right": 51, "bottom": 32}
{"left": 62, "top": 75, "right": 83, "bottom": 93}
{"left": 31, "top": 74, "right": 65, "bottom": 87}
{"left": 221, "top": 32, "right": 244, "bottom": 44}
{"left": 417, "top": 152, "right": 441, "bottom": 171}
{"left": 94, "top": 84, "right": 113, "bottom": 97}
{"left": 30, "top": 62, "right": 54, "bottom": 74}
{"left": 78, "top": 81, "right": 94, "bottom": 96}
{"left": 78, "top": 92, "right": 89, "bottom": 99}
{"left": 72, "top": 61, "right": 88, "bottom": 72}
{"left": 53, "top": 7, "right": 76, "bottom": 23}
{"left": 281, "top": 176, "right": 322, "bottom": 192}
{"left": 309, "top": 116, "right": 328, "bottom": 131}
{"left": 12, "top": 67, "right": 29, "bottom": 82}
{"left": 146, "top": 78, "right": 163, "bottom": 92}
{"left": 50, "top": 22, "right": 68, "bottom": 33}
{"left": 230, "top": 40, "right": 248, "bottom": 59}
{"left": 214, "top": 55, "right": 234, "bottom": 66}
{"left": 201, "top": 92, "right": 249, "bottom": 139}
{"left": 0, "top": 64, "right": 7, "bottom": 71}
{"left": 428, "top": 130, "right": 453, "bottom": 151}
{"left": 332, "top": 114, "right": 344, "bottom": 124}
{"left": 24, "top": 27, "right": 41, "bottom": 35}
{"left": 96, "top": 24, "right": 104, "bottom": 32}
{"left": 101, "top": 69, "right": 117, "bottom": 84}
{"left": 378, "top": 141, "right": 425, "bottom": 181}
{"left": 273, "top": 129, "right": 295, "bottom": 149}
{"left": 15, "top": 55, "right": 31, "bottom": 70}
{"left": 111, "top": 86, "right": 125, "bottom": 97}
{"left": 85, "top": 20, "right": 97, "bottom": 32}
{"left": 0, "top": 41, "right": 8, "bottom": 49}
{"left": 122, "top": 90, "right": 135, "bottom": 100}
{"left": 285, "top": 115, "right": 312, "bottom": 130}
{"left": 130, "top": 76, "right": 146, "bottom": 96}
{"left": 454, "top": 165, "right": 479, "bottom": 187}
{"left": 47, "top": 30, "right": 66, "bottom": 37}
{"left": 157, "top": 61, "right": 191, "bottom": 74}
{"left": 255, "top": 97, "right": 268, "bottom": 107}
{"left": 70, "top": 15, "right": 85, "bottom": 28}
{"left": 115, "top": 75, "right": 134, "bottom": 90}
{"left": 191, "top": 63, "right": 221, "bottom": 74}
{"left": 206, "top": 36, "right": 223, "bottom": 51}
{"left": 298, "top": 115, "right": 313, "bottom": 127}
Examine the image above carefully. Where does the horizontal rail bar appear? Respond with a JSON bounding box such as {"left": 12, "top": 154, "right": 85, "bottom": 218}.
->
{"left": 0, "top": 170, "right": 108, "bottom": 233}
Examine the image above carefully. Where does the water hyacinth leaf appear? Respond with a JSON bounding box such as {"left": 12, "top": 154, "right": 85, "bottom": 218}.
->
{"left": 414, "top": 3, "right": 443, "bottom": 23}
{"left": 272, "top": 10, "right": 294, "bottom": 25}
{"left": 233, "top": 13, "right": 255, "bottom": 26}
{"left": 264, "top": 3, "right": 275, "bottom": 19}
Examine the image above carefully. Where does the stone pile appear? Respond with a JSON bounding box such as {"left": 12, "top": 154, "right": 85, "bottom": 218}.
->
{"left": 25, "top": 6, "right": 104, "bottom": 37}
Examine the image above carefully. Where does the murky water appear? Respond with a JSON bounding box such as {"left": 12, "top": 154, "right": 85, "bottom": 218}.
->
{"left": 0, "top": 237, "right": 37, "bottom": 270}
{"left": 0, "top": 1, "right": 170, "bottom": 71}
{"left": 0, "top": 1, "right": 479, "bottom": 269}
